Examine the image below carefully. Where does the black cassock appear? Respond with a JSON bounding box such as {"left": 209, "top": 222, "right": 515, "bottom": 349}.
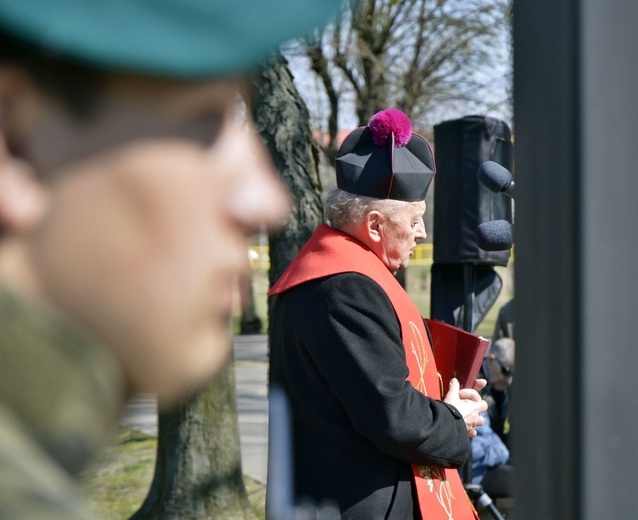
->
{"left": 269, "top": 272, "right": 469, "bottom": 519}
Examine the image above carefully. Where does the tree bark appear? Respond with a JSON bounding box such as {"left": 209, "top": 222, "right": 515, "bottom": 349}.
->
{"left": 130, "top": 360, "right": 255, "bottom": 520}
{"left": 251, "top": 54, "right": 324, "bottom": 288}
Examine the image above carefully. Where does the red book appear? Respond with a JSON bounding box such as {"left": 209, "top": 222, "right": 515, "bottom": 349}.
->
{"left": 424, "top": 318, "right": 489, "bottom": 390}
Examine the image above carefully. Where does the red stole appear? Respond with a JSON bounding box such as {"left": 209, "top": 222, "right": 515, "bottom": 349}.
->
{"left": 270, "top": 224, "right": 478, "bottom": 520}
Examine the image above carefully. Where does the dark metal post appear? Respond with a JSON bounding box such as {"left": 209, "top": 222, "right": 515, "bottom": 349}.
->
{"left": 514, "top": 0, "right": 638, "bottom": 518}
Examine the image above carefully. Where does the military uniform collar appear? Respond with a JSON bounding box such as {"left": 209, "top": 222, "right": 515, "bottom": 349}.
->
{"left": 0, "top": 287, "right": 127, "bottom": 476}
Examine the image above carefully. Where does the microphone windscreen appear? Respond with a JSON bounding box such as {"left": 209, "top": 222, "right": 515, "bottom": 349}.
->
{"left": 478, "top": 161, "right": 512, "bottom": 193}
{"left": 476, "top": 220, "right": 513, "bottom": 251}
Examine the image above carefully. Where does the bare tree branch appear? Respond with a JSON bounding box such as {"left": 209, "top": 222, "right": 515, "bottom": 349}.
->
{"left": 296, "top": 0, "right": 512, "bottom": 137}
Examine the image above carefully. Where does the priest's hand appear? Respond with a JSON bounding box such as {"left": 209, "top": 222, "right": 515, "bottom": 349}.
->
{"left": 443, "top": 378, "right": 488, "bottom": 438}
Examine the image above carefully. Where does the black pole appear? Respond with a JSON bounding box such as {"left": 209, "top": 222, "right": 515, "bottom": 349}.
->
{"left": 462, "top": 263, "right": 476, "bottom": 332}
{"left": 461, "top": 263, "right": 476, "bottom": 485}
{"left": 461, "top": 263, "right": 506, "bottom": 520}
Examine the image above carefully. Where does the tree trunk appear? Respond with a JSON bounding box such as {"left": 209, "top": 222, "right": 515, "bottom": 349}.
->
{"left": 130, "top": 360, "right": 255, "bottom": 520}
{"left": 251, "top": 53, "right": 324, "bottom": 287}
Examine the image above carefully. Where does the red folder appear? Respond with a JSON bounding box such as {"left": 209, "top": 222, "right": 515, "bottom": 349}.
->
{"left": 424, "top": 318, "right": 489, "bottom": 390}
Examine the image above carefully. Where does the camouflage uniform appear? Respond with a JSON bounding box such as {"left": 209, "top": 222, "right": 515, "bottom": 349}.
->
{"left": 0, "top": 288, "right": 127, "bottom": 519}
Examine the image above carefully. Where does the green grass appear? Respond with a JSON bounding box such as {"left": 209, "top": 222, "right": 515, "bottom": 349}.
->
{"left": 80, "top": 428, "right": 266, "bottom": 520}
{"left": 80, "top": 429, "right": 155, "bottom": 519}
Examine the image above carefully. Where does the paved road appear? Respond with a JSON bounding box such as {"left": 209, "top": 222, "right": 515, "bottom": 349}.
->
{"left": 121, "top": 335, "right": 269, "bottom": 484}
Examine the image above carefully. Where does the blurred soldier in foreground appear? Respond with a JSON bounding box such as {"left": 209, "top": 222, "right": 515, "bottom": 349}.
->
{"left": 0, "top": 0, "right": 340, "bottom": 517}
{"left": 269, "top": 109, "right": 487, "bottom": 519}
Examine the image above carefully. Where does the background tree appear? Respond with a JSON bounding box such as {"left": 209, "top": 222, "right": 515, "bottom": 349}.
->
{"left": 295, "top": 0, "right": 512, "bottom": 160}
{"left": 251, "top": 54, "right": 325, "bottom": 288}
{"left": 131, "top": 362, "right": 255, "bottom": 520}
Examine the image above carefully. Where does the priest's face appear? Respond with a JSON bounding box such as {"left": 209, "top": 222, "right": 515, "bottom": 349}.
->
{"left": 378, "top": 201, "right": 426, "bottom": 271}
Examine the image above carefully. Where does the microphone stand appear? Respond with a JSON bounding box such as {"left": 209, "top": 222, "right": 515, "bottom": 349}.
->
{"left": 461, "top": 263, "right": 506, "bottom": 520}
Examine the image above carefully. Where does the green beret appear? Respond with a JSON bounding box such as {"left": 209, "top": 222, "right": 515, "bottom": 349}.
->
{"left": 0, "top": 0, "right": 343, "bottom": 78}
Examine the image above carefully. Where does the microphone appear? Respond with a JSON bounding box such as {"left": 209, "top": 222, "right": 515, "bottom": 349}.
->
{"left": 476, "top": 220, "right": 513, "bottom": 251}
{"left": 478, "top": 161, "right": 515, "bottom": 198}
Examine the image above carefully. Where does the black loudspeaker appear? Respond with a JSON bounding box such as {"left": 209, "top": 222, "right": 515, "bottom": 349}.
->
{"left": 432, "top": 115, "right": 513, "bottom": 267}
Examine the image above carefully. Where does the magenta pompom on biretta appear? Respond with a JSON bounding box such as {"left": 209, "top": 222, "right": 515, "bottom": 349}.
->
{"left": 335, "top": 108, "right": 436, "bottom": 202}
{"left": 368, "top": 108, "right": 413, "bottom": 147}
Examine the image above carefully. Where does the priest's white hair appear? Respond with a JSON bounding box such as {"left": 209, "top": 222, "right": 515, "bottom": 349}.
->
{"left": 324, "top": 186, "right": 419, "bottom": 231}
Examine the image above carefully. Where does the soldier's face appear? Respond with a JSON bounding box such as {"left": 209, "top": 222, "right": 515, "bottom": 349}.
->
{"left": 1, "top": 74, "right": 290, "bottom": 406}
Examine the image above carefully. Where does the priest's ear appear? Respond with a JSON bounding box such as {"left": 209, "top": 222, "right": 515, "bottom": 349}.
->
{"left": 364, "top": 211, "right": 382, "bottom": 243}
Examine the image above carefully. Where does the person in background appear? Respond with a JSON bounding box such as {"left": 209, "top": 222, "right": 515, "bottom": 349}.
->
{"left": 0, "top": 0, "right": 341, "bottom": 517}
{"left": 473, "top": 337, "right": 515, "bottom": 500}
{"left": 483, "top": 337, "right": 514, "bottom": 448}
{"left": 269, "top": 108, "right": 487, "bottom": 519}
{"left": 471, "top": 413, "right": 510, "bottom": 487}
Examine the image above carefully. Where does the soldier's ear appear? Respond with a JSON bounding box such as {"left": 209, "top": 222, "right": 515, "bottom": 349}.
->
{"left": 0, "top": 137, "right": 48, "bottom": 232}
{"left": 0, "top": 67, "right": 49, "bottom": 233}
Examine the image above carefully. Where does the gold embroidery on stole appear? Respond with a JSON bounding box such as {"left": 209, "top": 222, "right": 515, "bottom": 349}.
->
{"left": 409, "top": 320, "right": 455, "bottom": 520}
